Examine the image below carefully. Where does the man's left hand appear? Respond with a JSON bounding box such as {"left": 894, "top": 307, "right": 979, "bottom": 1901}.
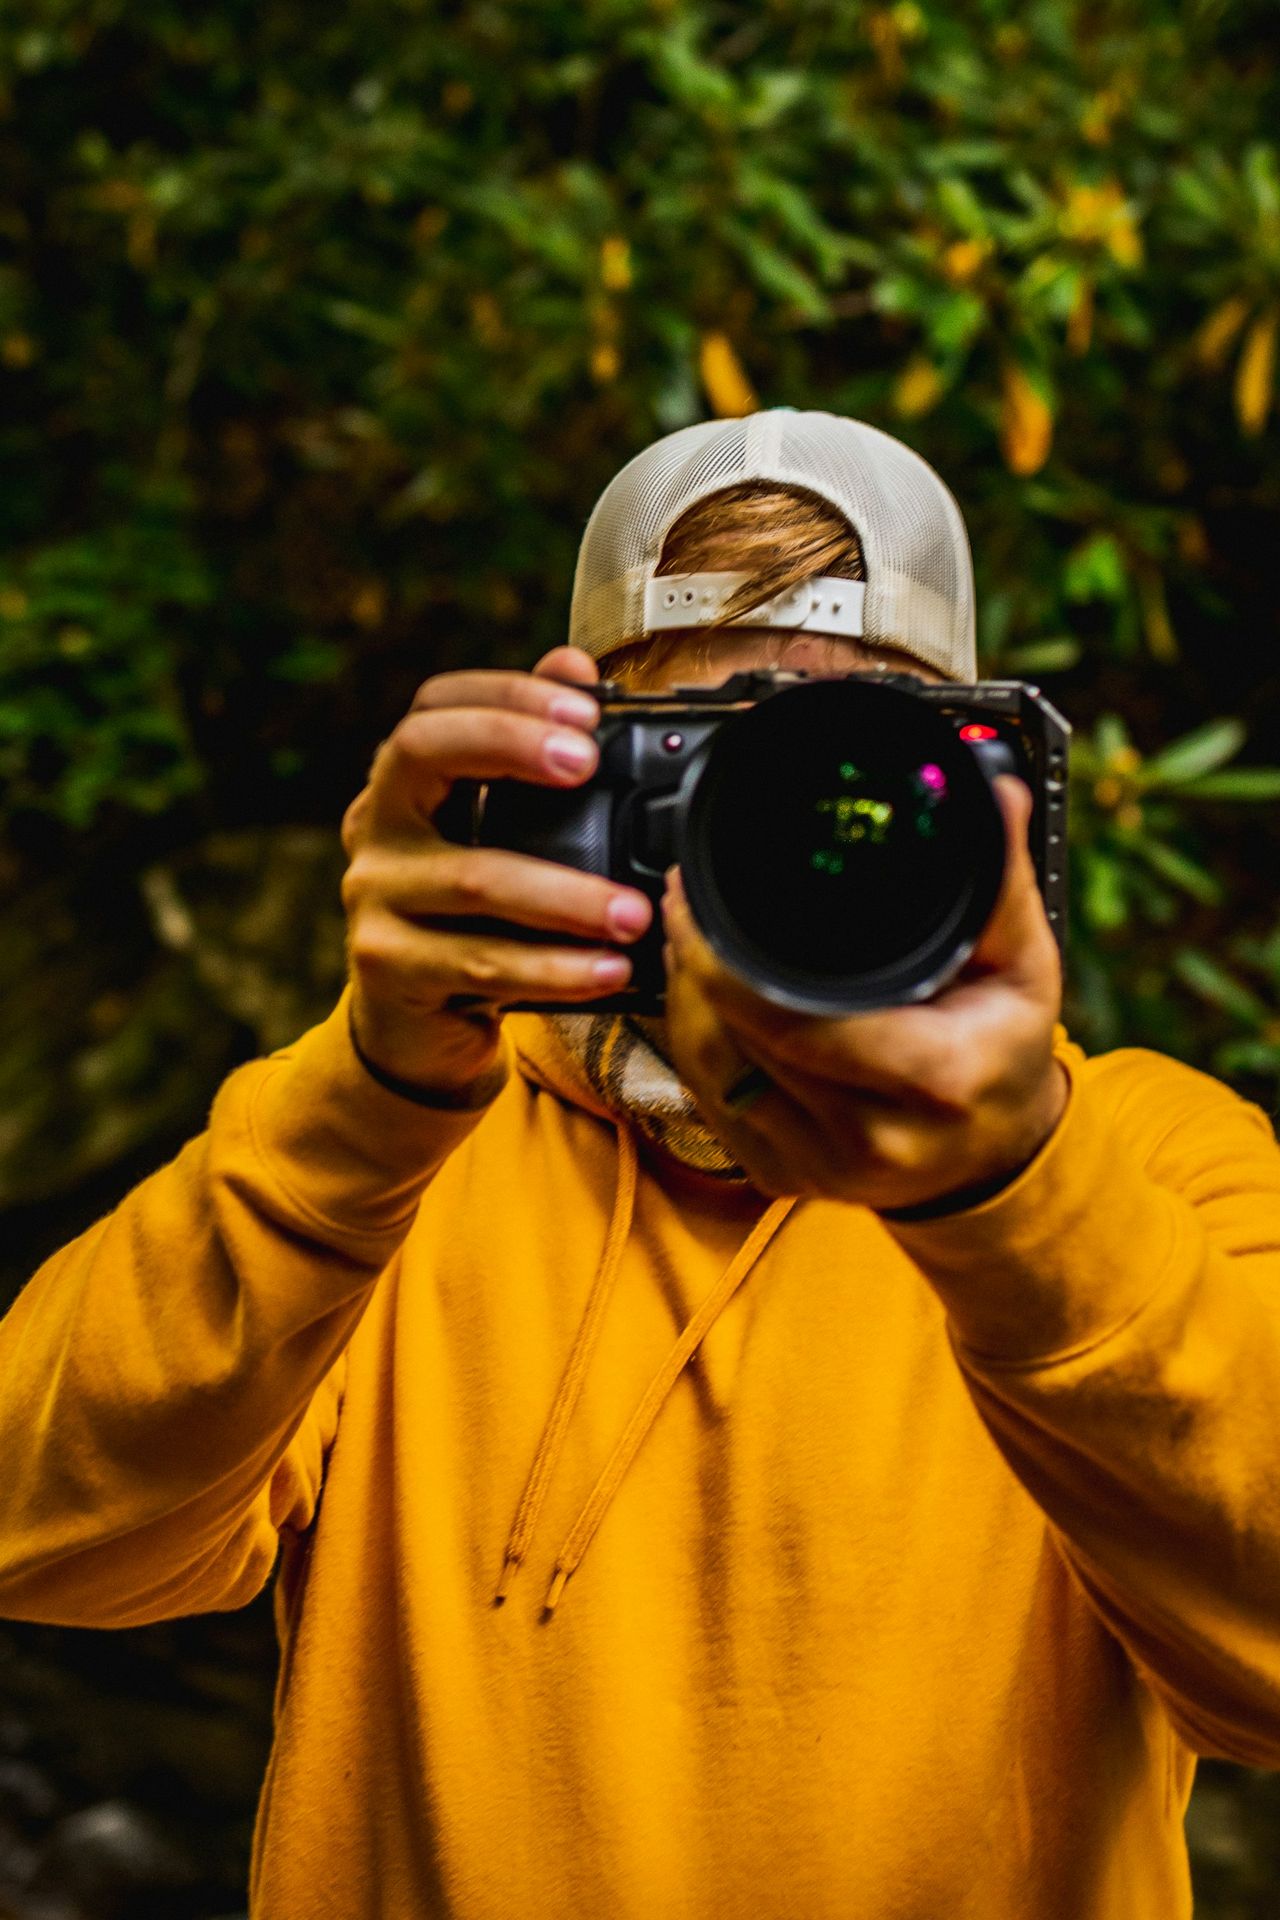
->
{"left": 662, "top": 776, "right": 1069, "bottom": 1212}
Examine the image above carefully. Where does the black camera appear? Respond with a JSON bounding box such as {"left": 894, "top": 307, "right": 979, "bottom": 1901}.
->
{"left": 437, "top": 670, "right": 1069, "bottom": 1016}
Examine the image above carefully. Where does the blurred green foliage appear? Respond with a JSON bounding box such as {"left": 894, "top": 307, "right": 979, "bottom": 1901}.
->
{"left": 3, "top": 0, "right": 1280, "bottom": 1102}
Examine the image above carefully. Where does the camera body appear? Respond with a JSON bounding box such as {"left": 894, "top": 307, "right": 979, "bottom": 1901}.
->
{"left": 439, "top": 670, "right": 1069, "bottom": 1016}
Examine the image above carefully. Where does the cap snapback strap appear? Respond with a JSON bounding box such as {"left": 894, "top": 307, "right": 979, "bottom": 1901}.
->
{"left": 642, "top": 572, "right": 866, "bottom": 639}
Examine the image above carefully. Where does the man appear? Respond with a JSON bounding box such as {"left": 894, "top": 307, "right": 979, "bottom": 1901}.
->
{"left": 2, "top": 410, "right": 1278, "bottom": 1918}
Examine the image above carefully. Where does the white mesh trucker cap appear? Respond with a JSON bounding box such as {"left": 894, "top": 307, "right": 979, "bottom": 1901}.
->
{"left": 567, "top": 408, "right": 977, "bottom": 683}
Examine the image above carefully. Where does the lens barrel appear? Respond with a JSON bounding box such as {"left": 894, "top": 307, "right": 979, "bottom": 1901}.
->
{"left": 679, "top": 678, "right": 1007, "bottom": 1014}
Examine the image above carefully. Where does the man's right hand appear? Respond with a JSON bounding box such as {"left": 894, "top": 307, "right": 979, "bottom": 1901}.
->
{"left": 340, "top": 645, "right": 653, "bottom": 1098}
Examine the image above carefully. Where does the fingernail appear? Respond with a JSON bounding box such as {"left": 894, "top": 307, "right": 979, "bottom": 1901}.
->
{"left": 549, "top": 692, "right": 599, "bottom": 728}
{"left": 608, "top": 895, "right": 650, "bottom": 939}
{"left": 546, "top": 730, "right": 596, "bottom": 774}
{"left": 593, "top": 954, "right": 630, "bottom": 985}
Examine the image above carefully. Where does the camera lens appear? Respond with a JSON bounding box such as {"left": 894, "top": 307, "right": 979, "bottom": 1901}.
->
{"left": 681, "top": 678, "right": 1007, "bottom": 1013}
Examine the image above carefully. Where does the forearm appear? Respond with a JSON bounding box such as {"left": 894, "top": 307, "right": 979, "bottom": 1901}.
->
{"left": 884, "top": 1052, "right": 1280, "bottom": 1762}
{"left": 0, "top": 984, "right": 504, "bottom": 1620}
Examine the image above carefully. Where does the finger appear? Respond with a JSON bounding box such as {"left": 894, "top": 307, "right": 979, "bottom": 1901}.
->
{"left": 373, "top": 843, "right": 652, "bottom": 944}
{"left": 368, "top": 705, "right": 600, "bottom": 835}
{"left": 662, "top": 865, "right": 991, "bottom": 1107}
{"left": 534, "top": 645, "right": 600, "bottom": 688}
{"left": 962, "top": 774, "right": 1056, "bottom": 986}
{"left": 664, "top": 958, "right": 834, "bottom": 1196}
{"left": 661, "top": 867, "right": 903, "bottom": 1089}
{"left": 352, "top": 911, "right": 633, "bottom": 1007}
{"left": 411, "top": 669, "right": 599, "bottom": 731}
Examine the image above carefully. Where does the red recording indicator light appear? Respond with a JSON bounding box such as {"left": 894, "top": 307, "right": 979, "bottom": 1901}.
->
{"left": 959, "top": 723, "right": 999, "bottom": 742}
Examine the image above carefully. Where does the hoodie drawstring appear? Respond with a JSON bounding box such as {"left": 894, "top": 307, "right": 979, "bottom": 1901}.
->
{"left": 494, "top": 1124, "right": 639, "bottom": 1603}
{"left": 495, "top": 1120, "right": 796, "bottom": 1615}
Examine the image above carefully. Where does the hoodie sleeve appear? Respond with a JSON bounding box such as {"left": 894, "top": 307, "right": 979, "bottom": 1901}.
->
{"left": 884, "top": 1040, "right": 1280, "bottom": 1767}
{"left": 0, "top": 984, "right": 506, "bottom": 1629}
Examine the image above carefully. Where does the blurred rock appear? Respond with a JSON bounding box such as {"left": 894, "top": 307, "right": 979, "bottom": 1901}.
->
{"left": 0, "top": 1762, "right": 59, "bottom": 1829}
{"left": 27, "top": 1799, "right": 194, "bottom": 1917}
{"left": 0, "top": 1814, "right": 39, "bottom": 1899}
{"left": 139, "top": 825, "right": 347, "bottom": 1051}
{"left": 1187, "top": 1775, "right": 1255, "bottom": 1879}
{"left": 0, "top": 826, "right": 345, "bottom": 1223}
{"left": 0, "top": 875, "right": 237, "bottom": 1215}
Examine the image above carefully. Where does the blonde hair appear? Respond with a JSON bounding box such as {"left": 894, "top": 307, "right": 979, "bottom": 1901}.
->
{"left": 598, "top": 481, "right": 868, "bottom": 686}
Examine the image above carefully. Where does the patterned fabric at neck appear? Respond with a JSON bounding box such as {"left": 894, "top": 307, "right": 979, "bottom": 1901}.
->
{"left": 544, "top": 1012, "right": 748, "bottom": 1181}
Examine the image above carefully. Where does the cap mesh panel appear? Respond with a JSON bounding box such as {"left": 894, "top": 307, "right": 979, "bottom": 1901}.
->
{"left": 568, "top": 410, "right": 976, "bottom": 681}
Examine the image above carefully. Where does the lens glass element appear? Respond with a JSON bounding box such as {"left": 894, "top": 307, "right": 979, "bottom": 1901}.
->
{"left": 685, "top": 679, "right": 1003, "bottom": 999}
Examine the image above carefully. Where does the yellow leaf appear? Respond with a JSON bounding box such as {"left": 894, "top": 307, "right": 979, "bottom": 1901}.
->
{"left": 1136, "top": 565, "right": 1178, "bottom": 663}
{"left": 999, "top": 363, "right": 1053, "bottom": 475}
{"left": 1176, "top": 514, "right": 1209, "bottom": 565}
{"left": 91, "top": 179, "right": 145, "bottom": 213}
{"left": 893, "top": 355, "right": 944, "bottom": 418}
{"left": 699, "top": 332, "right": 758, "bottom": 417}
{"left": 941, "top": 237, "right": 989, "bottom": 285}
{"left": 0, "top": 587, "right": 29, "bottom": 618}
{"left": 1105, "top": 216, "right": 1142, "bottom": 269}
{"left": 469, "top": 292, "right": 504, "bottom": 345}
{"left": 866, "top": 10, "right": 904, "bottom": 85}
{"left": 1080, "top": 90, "right": 1117, "bottom": 147}
{"left": 1066, "top": 276, "right": 1094, "bottom": 355}
{"left": 1156, "top": 449, "right": 1190, "bottom": 493}
{"left": 1059, "top": 178, "right": 1141, "bottom": 268}
{"left": 1194, "top": 295, "right": 1251, "bottom": 371}
{"left": 413, "top": 207, "right": 449, "bottom": 246}
{"left": 351, "top": 583, "right": 386, "bottom": 629}
{"left": 1, "top": 332, "right": 35, "bottom": 369}
{"left": 600, "top": 236, "right": 632, "bottom": 291}
{"left": 127, "top": 212, "right": 156, "bottom": 271}
{"left": 590, "top": 342, "right": 621, "bottom": 383}
{"left": 1235, "top": 306, "right": 1278, "bottom": 437}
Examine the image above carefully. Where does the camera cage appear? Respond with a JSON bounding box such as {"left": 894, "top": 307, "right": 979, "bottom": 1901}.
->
{"left": 445, "top": 669, "right": 1070, "bottom": 1015}
{"left": 587, "top": 669, "right": 1070, "bottom": 960}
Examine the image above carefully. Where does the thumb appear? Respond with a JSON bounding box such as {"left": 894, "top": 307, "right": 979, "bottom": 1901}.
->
{"left": 534, "top": 645, "right": 599, "bottom": 688}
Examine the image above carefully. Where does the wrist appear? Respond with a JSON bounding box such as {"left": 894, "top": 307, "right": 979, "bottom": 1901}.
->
{"left": 347, "top": 993, "right": 506, "bottom": 1110}
{"left": 878, "top": 1058, "right": 1069, "bottom": 1224}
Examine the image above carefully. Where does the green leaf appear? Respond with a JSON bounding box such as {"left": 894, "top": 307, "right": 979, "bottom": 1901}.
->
{"left": 1003, "top": 637, "right": 1081, "bottom": 675}
{"left": 935, "top": 176, "right": 990, "bottom": 238}
{"left": 1217, "top": 1039, "right": 1280, "bottom": 1077}
{"left": 1243, "top": 142, "right": 1280, "bottom": 220}
{"left": 323, "top": 300, "right": 404, "bottom": 345}
{"left": 1173, "top": 949, "right": 1271, "bottom": 1026}
{"left": 1177, "top": 768, "right": 1280, "bottom": 801}
{"left": 1093, "top": 713, "right": 1132, "bottom": 763}
{"left": 1080, "top": 851, "right": 1129, "bottom": 930}
{"left": 925, "top": 289, "right": 986, "bottom": 355}
{"left": 1131, "top": 837, "right": 1221, "bottom": 906}
{"left": 1063, "top": 534, "right": 1127, "bottom": 604}
{"left": 269, "top": 637, "right": 346, "bottom": 682}
{"left": 649, "top": 32, "right": 738, "bottom": 113}
{"left": 723, "top": 219, "right": 830, "bottom": 320}
{"left": 1140, "top": 719, "right": 1246, "bottom": 787}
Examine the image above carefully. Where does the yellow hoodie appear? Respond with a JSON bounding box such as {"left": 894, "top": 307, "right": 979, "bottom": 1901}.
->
{"left": 2, "top": 985, "right": 1280, "bottom": 1919}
